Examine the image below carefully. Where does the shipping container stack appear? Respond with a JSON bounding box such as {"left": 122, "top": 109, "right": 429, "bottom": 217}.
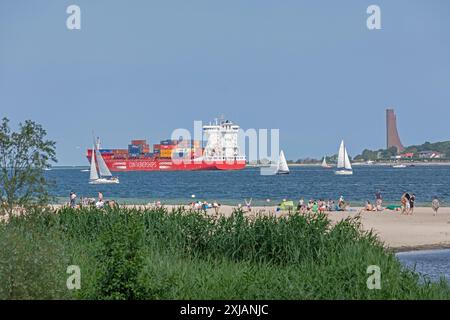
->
{"left": 119, "top": 138, "right": 205, "bottom": 160}
{"left": 128, "top": 139, "right": 150, "bottom": 158}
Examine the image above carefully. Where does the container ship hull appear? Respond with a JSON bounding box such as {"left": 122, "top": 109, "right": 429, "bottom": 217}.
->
{"left": 86, "top": 156, "right": 246, "bottom": 172}
{"left": 87, "top": 118, "right": 246, "bottom": 172}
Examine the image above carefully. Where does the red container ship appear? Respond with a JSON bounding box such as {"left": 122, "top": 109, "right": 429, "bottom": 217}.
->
{"left": 86, "top": 119, "right": 246, "bottom": 172}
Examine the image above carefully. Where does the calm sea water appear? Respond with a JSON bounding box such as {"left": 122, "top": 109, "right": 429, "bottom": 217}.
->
{"left": 46, "top": 165, "right": 450, "bottom": 205}
{"left": 396, "top": 249, "right": 450, "bottom": 283}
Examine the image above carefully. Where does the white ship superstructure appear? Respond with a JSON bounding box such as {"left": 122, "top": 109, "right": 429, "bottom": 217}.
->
{"left": 202, "top": 118, "right": 246, "bottom": 162}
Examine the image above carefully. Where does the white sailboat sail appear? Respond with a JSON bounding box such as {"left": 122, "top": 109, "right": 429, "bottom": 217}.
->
{"left": 95, "top": 149, "right": 112, "bottom": 177}
{"left": 335, "top": 140, "right": 353, "bottom": 175}
{"left": 89, "top": 146, "right": 99, "bottom": 181}
{"left": 277, "top": 150, "right": 289, "bottom": 173}
{"left": 337, "top": 141, "right": 345, "bottom": 168}
{"left": 321, "top": 157, "right": 328, "bottom": 168}
{"left": 343, "top": 147, "right": 352, "bottom": 170}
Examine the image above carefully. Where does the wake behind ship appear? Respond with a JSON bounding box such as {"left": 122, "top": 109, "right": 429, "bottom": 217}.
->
{"left": 86, "top": 119, "right": 246, "bottom": 172}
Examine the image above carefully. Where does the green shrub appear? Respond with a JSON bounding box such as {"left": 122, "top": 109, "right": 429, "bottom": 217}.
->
{"left": 1, "top": 207, "right": 449, "bottom": 300}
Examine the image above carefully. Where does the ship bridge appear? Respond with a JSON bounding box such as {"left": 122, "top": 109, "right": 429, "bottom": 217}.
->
{"left": 202, "top": 118, "right": 246, "bottom": 161}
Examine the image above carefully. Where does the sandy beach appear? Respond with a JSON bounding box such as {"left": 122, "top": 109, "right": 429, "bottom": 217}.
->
{"left": 147, "top": 204, "right": 450, "bottom": 251}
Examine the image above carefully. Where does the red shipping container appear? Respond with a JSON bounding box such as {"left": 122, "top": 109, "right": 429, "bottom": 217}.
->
{"left": 160, "top": 145, "right": 176, "bottom": 150}
{"left": 131, "top": 139, "right": 147, "bottom": 145}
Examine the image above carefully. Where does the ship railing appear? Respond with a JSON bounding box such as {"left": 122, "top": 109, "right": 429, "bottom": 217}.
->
{"left": 203, "top": 156, "right": 246, "bottom": 161}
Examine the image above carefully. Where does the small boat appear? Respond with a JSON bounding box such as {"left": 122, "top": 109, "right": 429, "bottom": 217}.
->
{"left": 392, "top": 164, "right": 407, "bottom": 168}
{"left": 89, "top": 144, "right": 119, "bottom": 184}
{"left": 335, "top": 140, "right": 353, "bottom": 175}
{"left": 321, "top": 157, "right": 332, "bottom": 169}
{"left": 276, "top": 150, "right": 290, "bottom": 174}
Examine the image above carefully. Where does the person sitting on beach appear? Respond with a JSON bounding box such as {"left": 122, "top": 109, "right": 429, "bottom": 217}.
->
{"left": 201, "top": 201, "right": 208, "bottom": 213}
{"left": 212, "top": 201, "right": 220, "bottom": 215}
{"left": 95, "top": 200, "right": 104, "bottom": 209}
{"left": 107, "top": 200, "right": 117, "bottom": 209}
{"left": 337, "top": 196, "right": 347, "bottom": 211}
{"left": 306, "top": 200, "right": 313, "bottom": 212}
{"left": 312, "top": 201, "right": 319, "bottom": 214}
{"left": 297, "top": 198, "right": 304, "bottom": 213}
{"left": 319, "top": 200, "right": 327, "bottom": 213}
{"left": 364, "top": 201, "right": 374, "bottom": 212}
{"left": 432, "top": 197, "right": 440, "bottom": 216}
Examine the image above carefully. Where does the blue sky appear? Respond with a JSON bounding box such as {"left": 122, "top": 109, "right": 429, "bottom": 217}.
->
{"left": 1, "top": 0, "right": 450, "bottom": 165}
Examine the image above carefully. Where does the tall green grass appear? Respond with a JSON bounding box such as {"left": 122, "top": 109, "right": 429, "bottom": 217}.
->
{"left": 0, "top": 206, "right": 448, "bottom": 299}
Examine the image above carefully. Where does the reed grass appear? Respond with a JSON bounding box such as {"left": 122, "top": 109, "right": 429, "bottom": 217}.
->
{"left": 0, "top": 206, "right": 448, "bottom": 299}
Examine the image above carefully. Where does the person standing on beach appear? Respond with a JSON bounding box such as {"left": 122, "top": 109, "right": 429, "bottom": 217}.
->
{"left": 432, "top": 197, "right": 440, "bottom": 216}
{"left": 69, "top": 191, "right": 77, "bottom": 208}
{"left": 213, "top": 201, "right": 220, "bottom": 215}
{"left": 244, "top": 198, "right": 252, "bottom": 212}
{"left": 409, "top": 193, "right": 416, "bottom": 215}
{"left": 375, "top": 190, "right": 383, "bottom": 210}
{"left": 401, "top": 192, "right": 410, "bottom": 215}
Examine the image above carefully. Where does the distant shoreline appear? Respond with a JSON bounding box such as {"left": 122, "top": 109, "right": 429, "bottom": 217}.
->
{"left": 249, "top": 162, "right": 450, "bottom": 167}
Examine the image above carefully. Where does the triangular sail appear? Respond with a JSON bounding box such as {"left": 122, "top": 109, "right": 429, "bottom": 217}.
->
{"left": 321, "top": 157, "right": 328, "bottom": 167}
{"left": 95, "top": 149, "right": 112, "bottom": 177}
{"left": 337, "top": 140, "right": 345, "bottom": 168}
{"left": 277, "top": 150, "right": 289, "bottom": 173}
{"left": 89, "top": 146, "right": 99, "bottom": 180}
{"left": 344, "top": 147, "right": 352, "bottom": 170}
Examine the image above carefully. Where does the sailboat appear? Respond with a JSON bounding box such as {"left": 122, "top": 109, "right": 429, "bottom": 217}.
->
{"left": 335, "top": 140, "right": 353, "bottom": 175}
{"left": 276, "top": 150, "right": 290, "bottom": 174}
{"left": 89, "top": 145, "right": 119, "bottom": 184}
{"left": 321, "top": 157, "right": 332, "bottom": 169}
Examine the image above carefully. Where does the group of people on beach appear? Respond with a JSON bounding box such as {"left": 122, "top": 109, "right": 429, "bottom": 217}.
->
{"left": 295, "top": 196, "right": 349, "bottom": 214}
{"left": 68, "top": 190, "right": 443, "bottom": 217}
{"left": 69, "top": 191, "right": 111, "bottom": 209}
{"left": 400, "top": 192, "right": 416, "bottom": 215}
{"left": 189, "top": 200, "right": 221, "bottom": 215}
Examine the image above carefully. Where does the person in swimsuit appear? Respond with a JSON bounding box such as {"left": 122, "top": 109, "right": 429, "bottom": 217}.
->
{"left": 409, "top": 193, "right": 416, "bottom": 215}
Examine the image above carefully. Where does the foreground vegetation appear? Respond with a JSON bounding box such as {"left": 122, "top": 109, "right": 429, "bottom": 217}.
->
{"left": 0, "top": 207, "right": 449, "bottom": 300}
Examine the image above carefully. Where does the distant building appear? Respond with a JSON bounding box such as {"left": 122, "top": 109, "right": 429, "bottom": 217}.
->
{"left": 399, "top": 153, "right": 414, "bottom": 159}
{"left": 386, "top": 109, "right": 405, "bottom": 152}
{"left": 418, "top": 151, "right": 443, "bottom": 159}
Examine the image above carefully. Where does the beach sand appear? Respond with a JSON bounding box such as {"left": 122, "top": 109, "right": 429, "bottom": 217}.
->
{"left": 153, "top": 204, "right": 450, "bottom": 251}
